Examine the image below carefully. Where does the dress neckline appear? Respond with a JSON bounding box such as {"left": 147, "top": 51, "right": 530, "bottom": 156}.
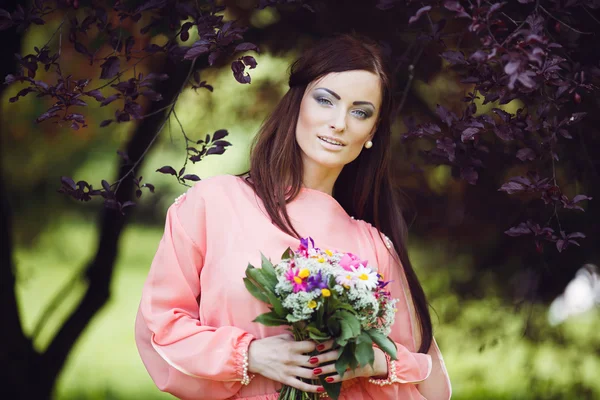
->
{"left": 235, "top": 175, "right": 350, "bottom": 220}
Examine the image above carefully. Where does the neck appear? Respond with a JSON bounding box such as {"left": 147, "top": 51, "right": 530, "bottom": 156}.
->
{"left": 301, "top": 158, "right": 342, "bottom": 196}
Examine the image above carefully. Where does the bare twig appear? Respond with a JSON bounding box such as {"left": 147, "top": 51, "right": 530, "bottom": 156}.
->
{"left": 582, "top": 5, "right": 600, "bottom": 25}
{"left": 539, "top": 5, "right": 593, "bottom": 35}
{"left": 88, "top": 55, "right": 152, "bottom": 92}
{"left": 40, "top": 16, "right": 66, "bottom": 51}
{"left": 113, "top": 59, "right": 197, "bottom": 195}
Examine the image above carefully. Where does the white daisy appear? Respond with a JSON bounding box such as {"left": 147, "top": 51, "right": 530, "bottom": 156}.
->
{"left": 351, "top": 264, "right": 378, "bottom": 291}
{"left": 335, "top": 272, "right": 356, "bottom": 288}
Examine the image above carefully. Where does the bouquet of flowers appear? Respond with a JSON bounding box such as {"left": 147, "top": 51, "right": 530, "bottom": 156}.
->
{"left": 244, "top": 237, "right": 399, "bottom": 400}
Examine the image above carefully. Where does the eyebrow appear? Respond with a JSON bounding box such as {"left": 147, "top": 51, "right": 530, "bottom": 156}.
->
{"left": 316, "top": 87, "right": 375, "bottom": 109}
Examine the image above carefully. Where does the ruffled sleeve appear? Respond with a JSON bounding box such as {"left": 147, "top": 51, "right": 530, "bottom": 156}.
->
{"left": 135, "top": 183, "right": 255, "bottom": 400}
{"left": 365, "top": 230, "right": 452, "bottom": 400}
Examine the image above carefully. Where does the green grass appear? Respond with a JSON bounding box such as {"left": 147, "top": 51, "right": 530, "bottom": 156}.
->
{"left": 13, "top": 218, "right": 600, "bottom": 400}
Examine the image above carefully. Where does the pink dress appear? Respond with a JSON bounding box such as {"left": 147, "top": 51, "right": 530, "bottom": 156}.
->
{"left": 135, "top": 175, "right": 452, "bottom": 400}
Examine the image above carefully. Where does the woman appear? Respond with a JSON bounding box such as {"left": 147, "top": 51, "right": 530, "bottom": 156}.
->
{"left": 135, "top": 34, "right": 452, "bottom": 399}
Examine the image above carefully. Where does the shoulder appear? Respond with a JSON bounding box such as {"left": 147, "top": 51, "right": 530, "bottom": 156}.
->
{"left": 174, "top": 174, "right": 242, "bottom": 205}
{"left": 351, "top": 218, "right": 394, "bottom": 252}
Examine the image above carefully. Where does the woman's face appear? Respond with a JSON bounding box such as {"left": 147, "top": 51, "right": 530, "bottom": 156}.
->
{"left": 295, "top": 70, "right": 382, "bottom": 172}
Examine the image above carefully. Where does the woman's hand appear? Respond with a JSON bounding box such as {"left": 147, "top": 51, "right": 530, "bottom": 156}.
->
{"left": 247, "top": 334, "right": 326, "bottom": 393}
{"left": 309, "top": 340, "right": 388, "bottom": 384}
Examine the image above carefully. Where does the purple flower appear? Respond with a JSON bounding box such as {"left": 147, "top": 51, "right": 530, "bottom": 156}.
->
{"left": 297, "top": 237, "right": 320, "bottom": 258}
{"left": 307, "top": 270, "right": 328, "bottom": 292}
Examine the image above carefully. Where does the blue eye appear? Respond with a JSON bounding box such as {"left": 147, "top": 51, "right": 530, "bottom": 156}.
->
{"left": 316, "top": 97, "right": 333, "bottom": 106}
{"left": 352, "top": 109, "right": 368, "bottom": 119}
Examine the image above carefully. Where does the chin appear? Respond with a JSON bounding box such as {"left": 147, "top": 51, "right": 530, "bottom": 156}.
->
{"left": 309, "top": 153, "right": 348, "bottom": 170}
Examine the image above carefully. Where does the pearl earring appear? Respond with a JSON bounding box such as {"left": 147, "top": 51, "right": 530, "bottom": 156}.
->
{"left": 364, "top": 140, "right": 373, "bottom": 149}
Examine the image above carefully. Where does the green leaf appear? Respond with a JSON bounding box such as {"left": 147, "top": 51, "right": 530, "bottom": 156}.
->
{"left": 319, "top": 379, "right": 342, "bottom": 400}
{"left": 306, "top": 324, "right": 331, "bottom": 342}
{"left": 253, "top": 311, "right": 288, "bottom": 327}
{"left": 327, "top": 317, "right": 341, "bottom": 337}
{"left": 335, "top": 345, "right": 353, "bottom": 377}
{"left": 355, "top": 334, "right": 375, "bottom": 368}
{"left": 338, "top": 319, "right": 353, "bottom": 346}
{"left": 336, "top": 310, "right": 361, "bottom": 337}
{"left": 243, "top": 277, "right": 269, "bottom": 303}
{"left": 247, "top": 267, "right": 275, "bottom": 293}
{"left": 366, "top": 330, "right": 398, "bottom": 360}
{"left": 264, "top": 290, "right": 286, "bottom": 317}
{"left": 327, "top": 297, "right": 356, "bottom": 314}
{"left": 316, "top": 298, "right": 325, "bottom": 326}
{"left": 281, "top": 247, "right": 294, "bottom": 260}
{"left": 260, "top": 252, "right": 278, "bottom": 286}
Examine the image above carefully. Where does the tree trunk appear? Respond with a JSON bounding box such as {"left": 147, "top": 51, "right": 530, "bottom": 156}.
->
{"left": 1, "top": 44, "right": 192, "bottom": 396}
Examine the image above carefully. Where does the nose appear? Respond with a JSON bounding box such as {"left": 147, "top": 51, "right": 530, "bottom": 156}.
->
{"left": 330, "top": 109, "right": 346, "bottom": 132}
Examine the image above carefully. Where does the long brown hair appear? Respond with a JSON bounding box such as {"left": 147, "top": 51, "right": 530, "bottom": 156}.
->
{"left": 247, "top": 34, "right": 432, "bottom": 354}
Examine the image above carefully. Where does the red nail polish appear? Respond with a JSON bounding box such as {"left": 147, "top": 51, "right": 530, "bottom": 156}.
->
{"left": 317, "top": 387, "right": 326, "bottom": 393}
{"left": 313, "top": 368, "right": 322, "bottom": 375}
{"left": 309, "top": 357, "right": 319, "bottom": 364}
{"left": 316, "top": 344, "right": 325, "bottom": 351}
{"left": 325, "top": 377, "right": 334, "bottom": 383}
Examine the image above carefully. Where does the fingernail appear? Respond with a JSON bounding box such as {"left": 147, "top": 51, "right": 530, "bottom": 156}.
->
{"left": 313, "top": 368, "right": 322, "bottom": 375}
{"left": 325, "top": 377, "right": 334, "bottom": 383}
{"left": 316, "top": 344, "right": 325, "bottom": 351}
{"left": 309, "top": 357, "right": 319, "bottom": 364}
{"left": 317, "top": 387, "right": 326, "bottom": 393}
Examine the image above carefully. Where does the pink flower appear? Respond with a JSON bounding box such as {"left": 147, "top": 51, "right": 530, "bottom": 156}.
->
{"left": 285, "top": 268, "right": 307, "bottom": 293}
{"left": 339, "top": 252, "right": 368, "bottom": 272}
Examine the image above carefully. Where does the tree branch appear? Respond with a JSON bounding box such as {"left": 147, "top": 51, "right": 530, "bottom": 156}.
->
{"left": 38, "top": 56, "right": 197, "bottom": 393}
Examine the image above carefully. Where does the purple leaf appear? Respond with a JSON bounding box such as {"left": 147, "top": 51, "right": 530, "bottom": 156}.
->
{"left": 499, "top": 181, "right": 526, "bottom": 194}
{"left": 61, "top": 176, "right": 76, "bottom": 190}
{"left": 461, "top": 127, "right": 479, "bottom": 142}
{"left": 74, "top": 42, "right": 89, "bottom": 56}
{"left": 85, "top": 89, "right": 105, "bottom": 101}
{"left": 184, "top": 45, "right": 209, "bottom": 60}
{"left": 505, "top": 223, "right": 532, "bottom": 237}
{"left": 100, "top": 56, "right": 120, "bottom": 79}
{"left": 231, "top": 60, "right": 251, "bottom": 84}
{"left": 460, "top": 167, "right": 478, "bottom": 185}
{"left": 142, "top": 183, "right": 155, "bottom": 193}
{"left": 443, "top": 1, "right": 470, "bottom": 17}
{"left": 72, "top": 99, "right": 88, "bottom": 107}
{"left": 409, "top": 6, "right": 432, "bottom": 24}
{"left": 492, "top": 108, "right": 512, "bottom": 123}
{"left": 100, "top": 94, "right": 120, "bottom": 106}
{"left": 572, "top": 195, "right": 592, "bottom": 204}
{"left": 100, "top": 119, "right": 113, "bottom": 127}
{"left": 212, "top": 129, "right": 228, "bottom": 141}
{"left": 441, "top": 50, "right": 468, "bottom": 65}
{"left": 156, "top": 166, "right": 177, "bottom": 176}
{"left": 141, "top": 90, "right": 163, "bottom": 101}
{"left": 206, "top": 146, "right": 226, "bottom": 155}
{"left": 208, "top": 51, "right": 221, "bottom": 66}
{"left": 242, "top": 55, "right": 257, "bottom": 69}
{"left": 516, "top": 148, "right": 536, "bottom": 161}
{"left": 182, "top": 174, "right": 201, "bottom": 181}
{"left": 566, "top": 112, "right": 587, "bottom": 126}
{"left": 436, "top": 104, "right": 456, "bottom": 127}
{"left": 235, "top": 42, "right": 259, "bottom": 52}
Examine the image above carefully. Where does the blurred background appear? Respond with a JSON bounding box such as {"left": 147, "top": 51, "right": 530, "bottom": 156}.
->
{"left": 2, "top": 1, "right": 599, "bottom": 400}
